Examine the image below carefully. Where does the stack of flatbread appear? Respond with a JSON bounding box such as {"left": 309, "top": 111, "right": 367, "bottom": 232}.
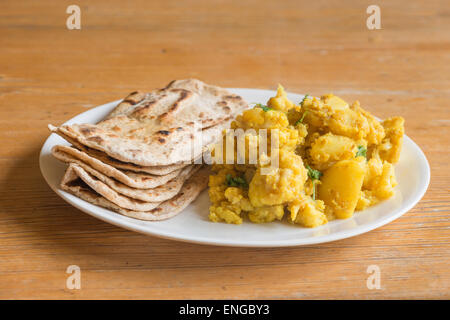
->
{"left": 49, "top": 79, "right": 248, "bottom": 220}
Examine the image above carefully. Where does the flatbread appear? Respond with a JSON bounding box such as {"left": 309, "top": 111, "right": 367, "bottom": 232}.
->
{"left": 52, "top": 145, "right": 182, "bottom": 189}
{"left": 50, "top": 79, "right": 248, "bottom": 166}
{"left": 65, "top": 160, "right": 199, "bottom": 202}
{"left": 67, "top": 163, "right": 163, "bottom": 211}
{"left": 61, "top": 165, "right": 209, "bottom": 221}
{"left": 49, "top": 126, "right": 186, "bottom": 176}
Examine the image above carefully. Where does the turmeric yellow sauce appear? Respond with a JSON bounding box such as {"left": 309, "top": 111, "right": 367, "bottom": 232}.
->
{"left": 208, "top": 86, "right": 404, "bottom": 228}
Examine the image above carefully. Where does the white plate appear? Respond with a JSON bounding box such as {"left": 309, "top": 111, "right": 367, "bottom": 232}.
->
{"left": 40, "top": 88, "right": 430, "bottom": 247}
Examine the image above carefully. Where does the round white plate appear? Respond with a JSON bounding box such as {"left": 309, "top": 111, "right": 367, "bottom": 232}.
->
{"left": 40, "top": 88, "right": 430, "bottom": 247}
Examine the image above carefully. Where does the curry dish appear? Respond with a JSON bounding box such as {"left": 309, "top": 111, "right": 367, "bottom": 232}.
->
{"left": 208, "top": 86, "right": 404, "bottom": 227}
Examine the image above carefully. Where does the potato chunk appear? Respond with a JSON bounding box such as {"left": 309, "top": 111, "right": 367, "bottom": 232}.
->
{"left": 309, "top": 133, "right": 357, "bottom": 170}
{"left": 321, "top": 94, "right": 349, "bottom": 110}
{"left": 232, "top": 107, "right": 289, "bottom": 130}
{"left": 328, "top": 108, "right": 370, "bottom": 140}
{"left": 302, "top": 95, "right": 371, "bottom": 140}
{"left": 318, "top": 158, "right": 366, "bottom": 219}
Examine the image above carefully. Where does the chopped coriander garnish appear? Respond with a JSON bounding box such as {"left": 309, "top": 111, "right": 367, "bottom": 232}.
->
{"left": 306, "top": 165, "right": 322, "bottom": 181}
{"left": 306, "top": 165, "right": 322, "bottom": 200}
{"left": 294, "top": 111, "right": 309, "bottom": 126}
{"left": 355, "top": 145, "right": 367, "bottom": 158}
{"left": 254, "top": 103, "right": 272, "bottom": 112}
{"left": 300, "top": 94, "right": 310, "bottom": 106}
{"left": 295, "top": 95, "right": 311, "bottom": 125}
{"left": 226, "top": 174, "right": 248, "bottom": 189}
{"left": 253, "top": 103, "right": 271, "bottom": 112}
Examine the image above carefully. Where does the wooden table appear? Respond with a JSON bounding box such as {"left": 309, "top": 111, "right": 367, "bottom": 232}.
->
{"left": 0, "top": 0, "right": 448, "bottom": 299}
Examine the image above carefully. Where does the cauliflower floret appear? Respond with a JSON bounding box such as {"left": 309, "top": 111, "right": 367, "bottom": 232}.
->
{"left": 209, "top": 203, "right": 243, "bottom": 224}
{"left": 361, "top": 156, "right": 397, "bottom": 202}
{"left": 372, "top": 162, "right": 397, "bottom": 200}
{"left": 208, "top": 169, "right": 230, "bottom": 204}
{"left": 376, "top": 117, "right": 405, "bottom": 164}
{"left": 288, "top": 194, "right": 327, "bottom": 228}
{"left": 351, "top": 101, "right": 385, "bottom": 145}
{"left": 224, "top": 187, "right": 254, "bottom": 211}
{"left": 231, "top": 107, "right": 289, "bottom": 130}
{"left": 224, "top": 187, "right": 244, "bottom": 204}
{"left": 363, "top": 157, "right": 383, "bottom": 189}
{"left": 275, "top": 127, "right": 300, "bottom": 151}
{"left": 356, "top": 190, "right": 379, "bottom": 211}
{"left": 249, "top": 149, "right": 307, "bottom": 207}
{"left": 248, "top": 205, "right": 285, "bottom": 223}
{"left": 267, "top": 84, "right": 296, "bottom": 112}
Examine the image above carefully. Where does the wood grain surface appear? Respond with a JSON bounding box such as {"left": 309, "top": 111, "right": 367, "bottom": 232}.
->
{"left": 0, "top": 0, "right": 448, "bottom": 299}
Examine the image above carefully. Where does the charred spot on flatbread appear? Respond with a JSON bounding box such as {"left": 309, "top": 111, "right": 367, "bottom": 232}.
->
{"left": 158, "top": 89, "right": 192, "bottom": 122}
{"left": 87, "top": 136, "right": 104, "bottom": 144}
{"left": 222, "top": 94, "right": 242, "bottom": 101}
{"left": 131, "top": 100, "right": 157, "bottom": 117}
{"left": 121, "top": 91, "right": 147, "bottom": 105}
{"left": 80, "top": 126, "right": 99, "bottom": 136}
